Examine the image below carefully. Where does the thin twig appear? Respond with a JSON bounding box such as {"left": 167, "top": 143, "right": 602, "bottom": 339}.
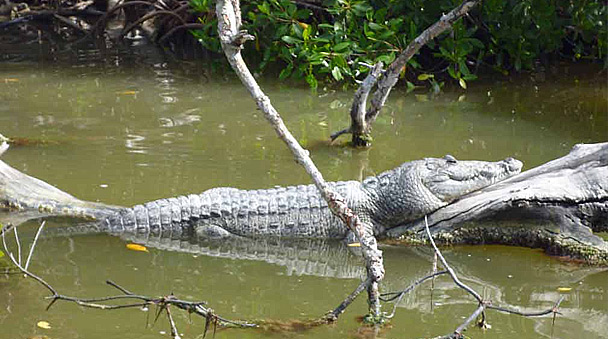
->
{"left": 326, "top": 278, "right": 370, "bottom": 321}
{"left": 25, "top": 221, "right": 45, "bottom": 270}
{"left": 53, "top": 13, "right": 88, "bottom": 34}
{"left": 120, "top": 10, "right": 186, "bottom": 38}
{"left": 380, "top": 270, "right": 448, "bottom": 318}
{"left": 2, "top": 226, "right": 58, "bottom": 295}
{"left": 2, "top": 223, "right": 255, "bottom": 329}
{"left": 106, "top": 279, "right": 134, "bottom": 295}
{"left": 487, "top": 296, "right": 564, "bottom": 317}
{"left": 424, "top": 216, "right": 483, "bottom": 303}
{"left": 166, "top": 305, "right": 182, "bottom": 339}
{"left": 158, "top": 23, "right": 204, "bottom": 44}
{"left": 431, "top": 251, "right": 438, "bottom": 311}
{"left": 454, "top": 304, "right": 485, "bottom": 336}
{"left": 13, "top": 226, "right": 21, "bottom": 266}
{"left": 0, "top": 223, "right": 15, "bottom": 237}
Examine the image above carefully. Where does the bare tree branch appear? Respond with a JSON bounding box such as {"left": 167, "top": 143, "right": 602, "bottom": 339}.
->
{"left": 340, "top": 62, "right": 384, "bottom": 146}
{"left": 332, "top": 0, "right": 480, "bottom": 145}
{"left": 380, "top": 270, "right": 448, "bottom": 319}
{"left": 24, "top": 220, "right": 45, "bottom": 270}
{"left": 1, "top": 223, "right": 257, "bottom": 332}
{"left": 0, "top": 141, "right": 7, "bottom": 157}
{"left": 325, "top": 277, "right": 370, "bottom": 321}
{"left": 214, "top": 0, "right": 385, "bottom": 320}
{"left": 418, "top": 216, "right": 565, "bottom": 338}
{"left": 424, "top": 216, "right": 482, "bottom": 304}
{"left": 453, "top": 304, "right": 485, "bottom": 337}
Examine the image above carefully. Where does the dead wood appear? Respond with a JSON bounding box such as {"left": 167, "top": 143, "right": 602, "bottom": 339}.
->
{"left": 386, "top": 143, "right": 608, "bottom": 265}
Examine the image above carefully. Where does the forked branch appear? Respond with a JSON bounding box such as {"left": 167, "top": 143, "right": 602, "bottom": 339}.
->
{"left": 332, "top": 0, "right": 480, "bottom": 146}
{"left": 1, "top": 223, "right": 256, "bottom": 337}
{"left": 215, "top": 0, "right": 385, "bottom": 320}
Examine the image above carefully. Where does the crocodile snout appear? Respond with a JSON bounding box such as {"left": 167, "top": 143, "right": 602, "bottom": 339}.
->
{"left": 503, "top": 157, "right": 523, "bottom": 173}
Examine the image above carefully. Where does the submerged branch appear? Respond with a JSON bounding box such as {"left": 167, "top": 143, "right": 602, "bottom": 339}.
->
{"left": 452, "top": 304, "right": 485, "bottom": 337}
{"left": 2, "top": 223, "right": 257, "bottom": 332}
{"left": 487, "top": 297, "right": 565, "bottom": 317}
{"left": 424, "top": 216, "right": 482, "bottom": 304}
{"left": 340, "top": 62, "right": 384, "bottom": 146}
{"left": 381, "top": 270, "right": 448, "bottom": 319}
{"left": 417, "top": 216, "right": 565, "bottom": 337}
{"left": 325, "top": 278, "right": 370, "bottom": 322}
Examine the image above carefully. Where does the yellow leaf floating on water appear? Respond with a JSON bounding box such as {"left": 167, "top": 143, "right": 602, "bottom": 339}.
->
{"left": 347, "top": 242, "right": 361, "bottom": 247}
{"left": 557, "top": 287, "right": 572, "bottom": 292}
{"left": 117, "top": 90, "right": 138, "bottom": 95}
{"left": 4, "top": 78, "right": 19, "bottom": 83}
{"left": 126, "top": 243, "right": 148, "bottom": 252}
{"left": 37, "top": 321, "right": 51, "bottom": 329}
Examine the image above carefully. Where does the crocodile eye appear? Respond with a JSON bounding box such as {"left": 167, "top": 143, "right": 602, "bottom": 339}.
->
{"left": 444, "top": 154, "right": 457, "bottom": 164}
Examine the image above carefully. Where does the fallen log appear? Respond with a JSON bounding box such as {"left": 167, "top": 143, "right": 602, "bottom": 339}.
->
{"left": 386, "top": 142, "right": 608, "bottom": 264}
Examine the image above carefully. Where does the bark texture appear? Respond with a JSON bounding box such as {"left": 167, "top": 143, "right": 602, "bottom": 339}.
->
{"left": 214, "top": 0, "right": 384, "bottom": 317}
{"left": 386, "top": 143, "right": 608, "bottom": 264}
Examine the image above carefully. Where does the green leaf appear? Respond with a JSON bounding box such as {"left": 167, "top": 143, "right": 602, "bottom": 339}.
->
{"left": 295, "top": 9, "right": 311, "bottom": 20}
{"left": 417, "top": 73, "right": 434, "bottom": 81}
{"left": 333, "top": 41, "right": 350, "bottom": 52}
{"left": 352, "top": 3, "right": 371, "bottom": 16}
{"left": 302, "top": 25, "right": 312, "bottom": 40}
{"left": 459, "top": 77, "right": 467, "bottom": 89}
{"left": 459, "top": 60, "right": 471, "bottom": 76}
{"left": 447, "top": 66, "right": 457, "bottom": 79}
{"left": 407, "top": 58, "right": 420, "bottom": 69}
{"left": 331, "top": 67, "right": 343, "bottom": 81}
{"left": 462, "top": 74, "right": 478, "bottom": 81}
{"left": 281, "top": 36, "right": 302, "bottom": 44}
{"left": 332, "top": 55, "right": 348, "bottom": 67}
{"left": 257, "top": 2, "right": 270, "bottom": 15}
{"left": 406, "top": 81, "right": 415, "bottom": 94}
{"left": 368, "top": 22, "right": 383, "bottom": 31}
{"left": 375, "top": 53, "right": 395, "bottom": 64}
{"left": 305, "top": 74, "right": 318, "bottom": 89}
{"left": 292, "top": 22, "right": 303, "bottom": 38}
{"left": 439, "top": 46, "right": 451, "bottom": 58}
{"left": 333, "top": 22, "right": 342, "bottom": 33}
{"left": 279, "top": 64, "right": 293, "bottom": 80}
{"left": 467, "top": 38, "right": 484, "bottom": 49}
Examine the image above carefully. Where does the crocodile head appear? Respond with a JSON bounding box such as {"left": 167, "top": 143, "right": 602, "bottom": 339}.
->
{"left": 421, "top": 155, "right": 523, "bottom": 203}
{"left": 367, "top": 155, "right": 523, "bottom": 227}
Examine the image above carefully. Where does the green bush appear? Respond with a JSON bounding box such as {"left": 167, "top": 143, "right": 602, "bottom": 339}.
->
{"left": 190, "top": 0, "right": 607, "bottom": 88}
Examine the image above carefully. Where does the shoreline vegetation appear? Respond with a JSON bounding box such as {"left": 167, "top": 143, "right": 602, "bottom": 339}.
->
{"left": 0, "top": 0, "right": 605, "bottom": 89}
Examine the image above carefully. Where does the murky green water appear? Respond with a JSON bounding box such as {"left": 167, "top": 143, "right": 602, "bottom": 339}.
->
{"left": 0, "top": 46, "right": 606, "bottom": 339}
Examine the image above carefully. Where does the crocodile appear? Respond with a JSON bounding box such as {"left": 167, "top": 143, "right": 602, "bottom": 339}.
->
{"left": 0, "top": 154, "right": 522, "bottom": 239}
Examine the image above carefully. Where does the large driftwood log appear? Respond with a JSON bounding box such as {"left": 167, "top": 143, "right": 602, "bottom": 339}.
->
{"left": 386, "top": 143, "right": 608, "bottom": 264}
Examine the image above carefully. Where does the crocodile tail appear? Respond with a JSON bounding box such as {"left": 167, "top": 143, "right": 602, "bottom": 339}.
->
{"left": 0, "top": 159, "right": 122, "bottom": 223}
